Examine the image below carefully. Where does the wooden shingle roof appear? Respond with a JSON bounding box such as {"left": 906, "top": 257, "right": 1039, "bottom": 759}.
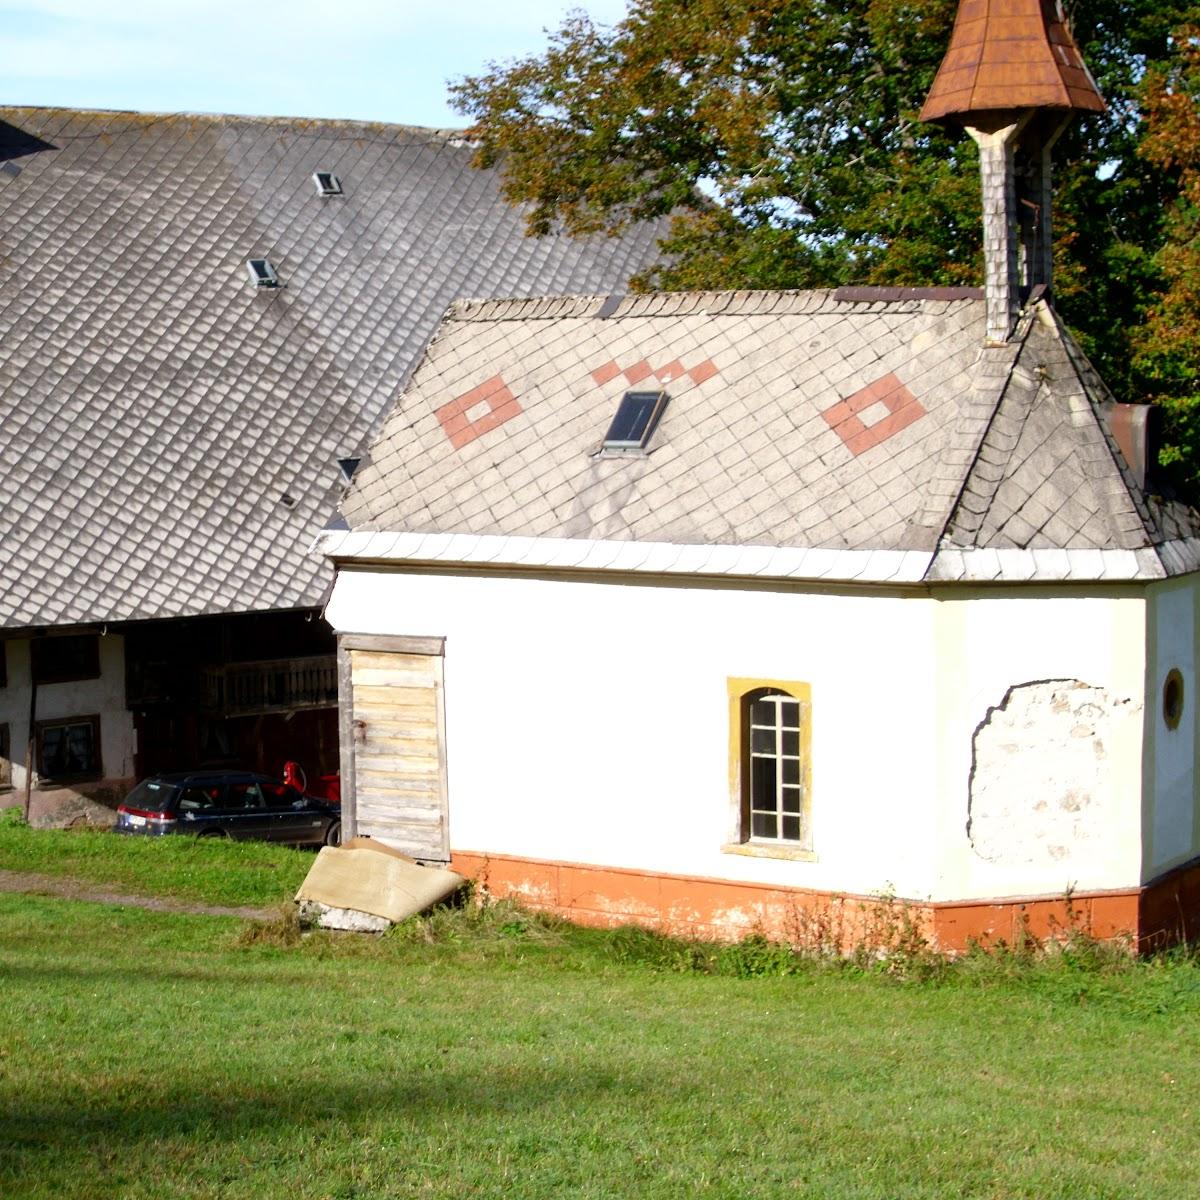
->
{"left": 920, "top": 0, "right": 1105, "bottom": 123}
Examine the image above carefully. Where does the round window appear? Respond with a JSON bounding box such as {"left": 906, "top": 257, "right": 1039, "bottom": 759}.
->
{"left": 1163, "top": 668, "right": 1185, "bottom": 731}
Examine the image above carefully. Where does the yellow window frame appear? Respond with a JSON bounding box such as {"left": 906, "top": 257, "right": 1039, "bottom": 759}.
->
{"left": 726, "top": 677, "right": 814, "bottom": 858}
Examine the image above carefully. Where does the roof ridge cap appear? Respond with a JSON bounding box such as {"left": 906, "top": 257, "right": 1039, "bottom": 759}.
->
{"left": 1041, "top": 307, "right": 1166, "bottom": 548}
{"left": 0, "top": 105, "right": 466, "bottom": 139}
{"left": 447, "top": 286, "right": 986, "bottom": 322}
{"left": 920, "top": 310, "right": 1038, "bottom": 565}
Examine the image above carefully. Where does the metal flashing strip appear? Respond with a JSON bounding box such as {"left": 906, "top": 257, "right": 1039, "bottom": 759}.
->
{"left": 316, "top": 529, "right": 934, "bottom": 583}
{"left": 317, "top": 529, "right": 1200, "bottom": 584}
{"left": 927, "top": 541, "right": 1200, "bottom": 582}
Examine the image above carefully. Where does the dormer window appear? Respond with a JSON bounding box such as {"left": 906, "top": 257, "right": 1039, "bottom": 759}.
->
{"left": 246, "top": 259, "right": 279, "bottom": 288}
{"left": 313, "top": 171, "right": 342, "bottom": 196}
{"left": 602, "top": 390, "right": 668, "bottom": 452}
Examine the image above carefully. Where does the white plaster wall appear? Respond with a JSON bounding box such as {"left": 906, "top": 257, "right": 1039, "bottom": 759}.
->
{"left": 1146, "top": 578, "right": 1198, "bottom": 874}
{"left": 329, "top": 568, "right": 943, "bottom": 899}
{"left": 0, "top": 635, "right": 135, "bottom": 796}
{"left": 328, "top": 570, "right": 1150, "bottom": 904}
{"left": 932, "top": 591, "right": 1146, "bottom": 900}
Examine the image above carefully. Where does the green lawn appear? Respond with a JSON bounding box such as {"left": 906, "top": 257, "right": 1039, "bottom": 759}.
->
{"left": 0, "top": 812, "right": 315, "bottom": 907}
{"left": 2, "top": 882, "right": 1200, "bottom": 1199}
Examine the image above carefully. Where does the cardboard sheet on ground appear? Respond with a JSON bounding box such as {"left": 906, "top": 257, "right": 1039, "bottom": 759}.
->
{"left": 296, "top": 844, "right": 465, "bottom": 922}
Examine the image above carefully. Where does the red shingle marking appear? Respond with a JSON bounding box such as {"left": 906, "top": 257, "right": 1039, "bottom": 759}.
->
{"left": 821, "top": 373, "right": 925, "bottom": 457}
{"left": 436, "top": 374, "right": 522, "bottom": 450}
{"left": 591, "top": 360, "right": 622, "bottom": 387}
{"left": 589, "top": 357, "right": 721, "bottom": 389}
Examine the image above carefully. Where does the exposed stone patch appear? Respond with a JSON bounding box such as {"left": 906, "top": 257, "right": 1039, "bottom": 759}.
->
{"left": 968, "top": 680, "right": 1139, "bottom": 866}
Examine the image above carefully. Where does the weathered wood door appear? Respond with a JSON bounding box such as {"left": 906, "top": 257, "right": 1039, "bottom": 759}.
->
{"left": 337, "top": 634, "right": 448, "bottom": 862}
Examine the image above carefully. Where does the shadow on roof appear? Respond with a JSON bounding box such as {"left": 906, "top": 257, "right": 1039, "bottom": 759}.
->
{"left": 0, "top": 121, "right": 56, "bottom": 163}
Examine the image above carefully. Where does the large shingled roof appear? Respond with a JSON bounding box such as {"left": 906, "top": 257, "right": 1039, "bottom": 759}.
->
{"left": 325, "top": 288, "right": 1200, "bottom": 585}
{"left": 0, "top": 107, "right": 663, "bottom": 629}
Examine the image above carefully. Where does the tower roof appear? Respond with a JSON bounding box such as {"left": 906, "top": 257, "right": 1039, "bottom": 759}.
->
{"left": 920, "top": 0, "right": 1105, "bottom": 124}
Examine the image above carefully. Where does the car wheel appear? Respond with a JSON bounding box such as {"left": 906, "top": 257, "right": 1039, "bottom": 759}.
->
{"left": 324, "top": 820, "right": 342, "bottom": 847}
{"left": 198, "top": 828, "right": 230, "bottom": 840}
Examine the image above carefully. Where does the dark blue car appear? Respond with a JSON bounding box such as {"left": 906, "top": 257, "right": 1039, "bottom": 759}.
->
{"left": 114, "top": 770, "right": 341, "bottom": 846}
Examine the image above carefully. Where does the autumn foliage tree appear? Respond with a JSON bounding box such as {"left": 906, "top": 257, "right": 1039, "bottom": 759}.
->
{"left": 452, "top": 0, "right": 1199, "bottom": 475}
{"left": 1133, "top": 23, "right": 1200, "bottom": 481}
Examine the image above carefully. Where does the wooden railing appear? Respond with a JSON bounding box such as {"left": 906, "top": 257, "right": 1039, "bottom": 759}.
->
{"left": 202, "top": 655, "right": 337, "bottom": 716}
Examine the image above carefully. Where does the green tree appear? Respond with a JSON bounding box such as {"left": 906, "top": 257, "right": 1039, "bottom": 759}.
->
{"left": 1132, "top": 23, "right": 1200, "bottom": 485}
{"left": 451, "top": 0, "right": 1195, "bottom": 404}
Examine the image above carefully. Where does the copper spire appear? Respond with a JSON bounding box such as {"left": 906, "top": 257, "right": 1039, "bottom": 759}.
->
{"left": 920, "top": 0, "right": 1105, "bottom": 124}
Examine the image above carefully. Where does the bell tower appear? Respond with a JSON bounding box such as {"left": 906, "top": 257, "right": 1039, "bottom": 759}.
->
{"left": 921, "top": 0, "right": 1105, "bottom": 343}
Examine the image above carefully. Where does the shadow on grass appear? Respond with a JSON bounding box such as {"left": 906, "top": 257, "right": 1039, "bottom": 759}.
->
{"left": 0, "top": 1061, "right": 653, "bottom": 1181}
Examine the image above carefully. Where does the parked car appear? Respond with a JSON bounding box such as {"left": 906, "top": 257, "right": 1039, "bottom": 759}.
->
{"left": 113, "top": 770, "right": 341, "bottom": 846}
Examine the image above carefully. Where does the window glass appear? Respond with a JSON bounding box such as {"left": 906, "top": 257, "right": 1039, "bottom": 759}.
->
{"left": 228, "top": 782, "right": 265, "bottom": 810}
{"left": 743, "top": 687, "right": 809, "bottom": 848}
{"left": 37, "top": 716, "right": 101, "bottom": 780}
{"left": 261, "top": 782, "right": 299, "bottom": 806}
{"left": 750, "top": 727, "right": 775, "bottom": 753}
{"left": 602, "top": 390, "right": 667, "bottom": 449}
{"left": 177, "top": 786, "right": 219, "bottom": 812}
{"left": 124, "top": 779, "right": 177, "bottom": 811}
{"left": 751, "top": 811, "right": 777, "bottom": 839}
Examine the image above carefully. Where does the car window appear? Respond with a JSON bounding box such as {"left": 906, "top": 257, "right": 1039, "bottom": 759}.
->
{"left": 261, "top": 782, "right": 301, "bottom": 808}
{"left": 177, "top": 786, "right": 220, "bottom": 812}
{"left": 227, "top": 782, "right": 266, "bottom": 810}
{"left": 124, "top": 779, "right": 178, "bottom": 811}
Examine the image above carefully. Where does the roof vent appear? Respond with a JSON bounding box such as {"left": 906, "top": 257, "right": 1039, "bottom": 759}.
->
{"left": 246, "top": 259, "right": 279, "bottom": 288}
{"left": 337, "top": 457, "right": 361, "bottom": 483}
{"left": 602, "top": 390, "right": 668, "bottom": 453}
{"left": 313, "top": 171, "right": 342, "bottom": 197}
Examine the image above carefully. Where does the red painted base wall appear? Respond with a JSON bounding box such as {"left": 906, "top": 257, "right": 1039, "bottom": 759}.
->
{"left": 450, "top": 850, "right": 1200, "bottom": 954}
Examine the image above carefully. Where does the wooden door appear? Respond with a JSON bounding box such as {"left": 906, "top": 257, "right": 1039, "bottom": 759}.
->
{"left": 338, "top": 635, "right": 448, "bottom": 862}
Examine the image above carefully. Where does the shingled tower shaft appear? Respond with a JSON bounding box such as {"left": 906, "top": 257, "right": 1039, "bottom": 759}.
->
{"left": 921, "top": 0, "right": 1105, "bottom": 343}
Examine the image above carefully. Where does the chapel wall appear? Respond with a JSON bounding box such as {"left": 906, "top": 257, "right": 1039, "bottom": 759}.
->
{"left": 930, "top": 588, "right": 1147, "bottom": 902}
{"left": 1143, "top": 576, "right": 1200, "bottom": 879}
{"left": 326, "top": 566, "right": 946, "bottom": 902}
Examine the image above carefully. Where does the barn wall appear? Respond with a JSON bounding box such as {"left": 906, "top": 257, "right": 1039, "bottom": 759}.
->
{"left": 0, "top": 634, "right": 135, "bottom": 808}
{"left": 328, "top": 567, "right": 1151, "bottom": 910}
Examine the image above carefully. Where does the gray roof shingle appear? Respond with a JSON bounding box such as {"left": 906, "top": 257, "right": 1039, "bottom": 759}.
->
{"left": 0, "top": 107, "right": 664, "bottom": 628}
{"left": 335, "top": 288, "right": 1200, "bottom": 583}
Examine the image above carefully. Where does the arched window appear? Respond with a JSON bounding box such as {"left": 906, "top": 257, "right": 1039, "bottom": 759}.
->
{"left": 730, "top": 682, "right": 812, "bottom": 850}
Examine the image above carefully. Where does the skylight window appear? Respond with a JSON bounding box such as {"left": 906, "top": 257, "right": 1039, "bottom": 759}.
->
{"left": 602, "top": 390, "right": 668, "bottom": 451}
{"left": 246, "top": 259, "right": 279, "bottom": 288}
{"left": 313, "top": 171, "right": 343, "bottom": 196}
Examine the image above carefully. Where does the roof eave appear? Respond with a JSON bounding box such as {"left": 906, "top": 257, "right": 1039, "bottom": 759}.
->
{"left": 316, "top": 529, "right": 1200, "bottom": 586}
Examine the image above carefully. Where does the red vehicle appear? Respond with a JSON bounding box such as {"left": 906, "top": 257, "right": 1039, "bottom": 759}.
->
{"left": 283, "top": 762, "right": 340, "bottom": 805}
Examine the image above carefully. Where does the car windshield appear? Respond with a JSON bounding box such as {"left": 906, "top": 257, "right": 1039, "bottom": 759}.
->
{"left": 123, "top": 779, "right": 178, "bottom": 812}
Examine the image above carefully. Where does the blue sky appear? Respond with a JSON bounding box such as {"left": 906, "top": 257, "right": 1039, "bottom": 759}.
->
{"left": 1, "top": 1, "right": 628, "bottom": 127}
